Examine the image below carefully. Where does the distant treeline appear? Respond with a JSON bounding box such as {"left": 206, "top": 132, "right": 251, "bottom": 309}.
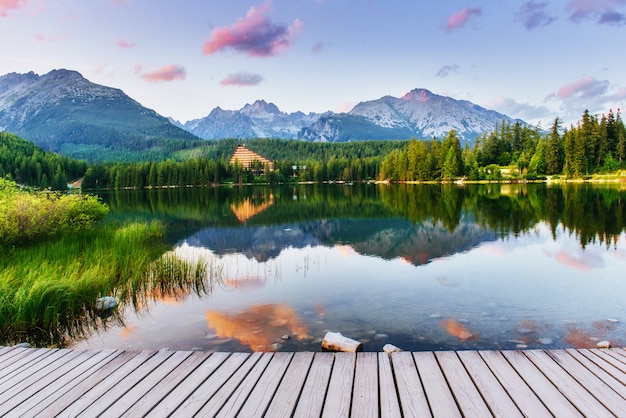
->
{"left": 380, "top": 109, "right": 626, "bottom": 181}
{"left": 82, "top": 139, "right": 408, "bottom": 188}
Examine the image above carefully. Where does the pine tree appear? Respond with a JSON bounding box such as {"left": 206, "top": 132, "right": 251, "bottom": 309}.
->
{"left": 545, "top": 118, "right": 563, "bottom": 174}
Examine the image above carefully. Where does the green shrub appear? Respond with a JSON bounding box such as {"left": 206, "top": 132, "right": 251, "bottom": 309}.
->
{"left": 0, "top": 179, "right": 108, "bottom": 247}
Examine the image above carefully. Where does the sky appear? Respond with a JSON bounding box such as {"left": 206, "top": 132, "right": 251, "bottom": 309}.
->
{"left": 1, "top": 0, "right": 625, "bottom": 127}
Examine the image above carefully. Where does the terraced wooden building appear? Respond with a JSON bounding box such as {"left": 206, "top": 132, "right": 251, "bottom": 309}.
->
{"left": 229, "top": 145, "right": 274, "bottom": 174}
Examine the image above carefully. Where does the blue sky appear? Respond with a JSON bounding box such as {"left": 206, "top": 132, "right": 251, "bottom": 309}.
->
{"left": 1, "top": 0, "right": 625, "bottom": 127}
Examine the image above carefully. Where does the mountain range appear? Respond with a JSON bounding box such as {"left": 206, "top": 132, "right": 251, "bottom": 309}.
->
{"left": 0, "top": 69, "right": 526, "bottom": 161}
{"left": 181, "top": 89, "right": 525, "bottom": 144}
{"left": 0, "top": 69, "right": 198, "bottom": 161}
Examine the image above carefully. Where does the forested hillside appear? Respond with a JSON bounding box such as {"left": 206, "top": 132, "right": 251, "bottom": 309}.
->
{"left": 379, "top": 109, "right": 626, "bottom": 181}
{"left": 0, "top": 132, "right": 87, "bottom": 190}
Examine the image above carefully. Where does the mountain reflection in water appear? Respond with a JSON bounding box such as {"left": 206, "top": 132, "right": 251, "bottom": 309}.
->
{"left": 64, "top": 183, "right": 626, "bottom": 352}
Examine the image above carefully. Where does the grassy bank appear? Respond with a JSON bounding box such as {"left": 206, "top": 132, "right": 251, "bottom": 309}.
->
{"left": 0, "top": 221, "right": 167, "bottom": 346}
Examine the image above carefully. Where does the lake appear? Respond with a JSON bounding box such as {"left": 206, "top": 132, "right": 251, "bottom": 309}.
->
{"left": 72, "top": 183, "right": 626, "bottom": 352}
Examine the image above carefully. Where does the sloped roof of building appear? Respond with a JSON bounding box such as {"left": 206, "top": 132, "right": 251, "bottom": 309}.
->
{"left": 229, "top": 145, "right": 274, "bottom": 169}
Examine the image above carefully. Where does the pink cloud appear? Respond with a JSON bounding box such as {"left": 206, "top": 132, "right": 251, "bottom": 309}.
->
{"left": 554, "top": 76, "right": 609, "bottom": 100}
{"left": 203, "top": 2, "right": 302, "bottom": 57}
{"left": 118, "top": 38, "right": 135, "bottom": 48}
{"left": 1, "top": 0, "right": 27, "bottom": 17}
{"left": 443, "top": 7, "right": 482, "bottom": 32}
{"left": 567, "top": 0, "right": 626, "bottom": 24}
{"left": 220, "top": 72, "right": 263, "bottom": 87}
{"left": 138, "top": 64, "right": 186, "bottom": 83}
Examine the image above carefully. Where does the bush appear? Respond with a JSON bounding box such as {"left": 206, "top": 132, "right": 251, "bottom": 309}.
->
{"left": 0, "top": 179, "right": 108, "bottom": 247}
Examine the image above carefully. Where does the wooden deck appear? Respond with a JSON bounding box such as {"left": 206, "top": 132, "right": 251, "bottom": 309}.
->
{"left": 0, "top": 345, "right": 625, "bottom": 417}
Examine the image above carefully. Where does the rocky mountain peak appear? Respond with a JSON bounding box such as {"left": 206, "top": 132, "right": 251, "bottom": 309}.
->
{"left": 241, "top": 99, "right": 281, "bottom": 116}
{"left": 401, "top": 88, "right": 435, "bottom": 102}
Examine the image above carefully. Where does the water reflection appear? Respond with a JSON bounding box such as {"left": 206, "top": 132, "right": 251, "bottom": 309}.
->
{"left": 206, "top": 304, "right": 309, "bottom": 352}
{"left": 61, "top": 184, "right": 626, "bottom": 351}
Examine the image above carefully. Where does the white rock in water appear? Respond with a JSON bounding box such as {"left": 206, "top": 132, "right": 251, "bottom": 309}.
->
{"left": 537, "top": 338, "right": 553, "bottom": 345}
{"left": 596, "top": 340, "right": 612, "bottom": 349}
{"left": 14, "top": 342, "right": 31, "bottom": 348}
{"left": 606, "top": 318, "right": 619, "bottom": 323}
{"left": 321, "top": 332, "right": 363, "bottom": 352}
{"left": 516, "top": 344, "right": 528, "bottom": 349}
{"left": 383, "top": 344, "right": 402, "bottom": 353}
{"left": 95, "top": 296, "right": 117, "bottom": 311}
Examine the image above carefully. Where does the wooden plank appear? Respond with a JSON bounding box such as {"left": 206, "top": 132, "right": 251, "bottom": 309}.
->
{"left": 599, "top": 348, "right": 626, "bottom": 366}
{"left": 212, "top": 352, "right": 274, "bottom": 418}
{"left": 193, "top": 352, "right": 265, "bottom": 417}
{"left": 413, "top": 351, "right": 461, "bottom": 418}
{"left": 120, "top": 351, "right": 214, "bottom": 417}
{"left": 590, "top": 349, "right": 626, "bottom": 373}
{"left": 0, "top": 349, "right": 99, "bottom": 413}
{"left": 0, "top": 346, "right": 30, "bottom": 368}
{"left": 6, "top": 350, "right": 121, "bottom": 417}
{"left": 479, "top": 350, "right": 551, "bottom": 417}
{"left": 576, "top": 349, "right": 626, "bottom": 385}
{"left": 237, "top": 352, "right": 294, "bottom": 418}
{"left": 0, "top": 349, "right": 70, "bottom": 396}
{"left": 501, "top": 350, "right": 582, "bottom": 417}
{"left": 590, "top": 349, "right": 626, "bottom": 374}
{"left": 435, "top": 351, "right": 492, "bottom": 418}
{"left": 265, "top": 352, "right": 314, "bottom": 418}
{"left": 48, "top": 350, "right": 154, "bottom": 417}
{"left": 98, "top": 350, "right": 193, "bottom": 417}
{"left": 75, "top": 350, "right": 173, "bottom": 417}
{"left": 321, "top": 352, "right": 356, "bottom": 418}
{"left": 0, "top": 348, "right": 56, "bottom": 383}
{"left": 565, "top": 349, "right": 626, "bottom": 398}
{"left": 150, "top": 351, "right": 240, "bottom": 418}
{"left": 293, "top": 352, "right": 334, "bottom": 418}
{"left": 543, "top": 350, "right": 626, "bottom": 416}
{"left": 351, "top": 352, "right": 378, "bottom": 418}
{"left": 456, "top": 351, "right": 523, "bottom": 418}
{"left": 391, "top": 351, "right": 431, "bottom": 417}
{"left": 378, "top": 352, "right": 402, "bottom": 418}
{"left": 523, "top": 350, "right": 615, "bottom": 417}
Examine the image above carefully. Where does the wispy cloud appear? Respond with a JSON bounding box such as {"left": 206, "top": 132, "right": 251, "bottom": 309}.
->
{"left": 548, "top": 76, "right": 610, "bottom": 100}
{"left": 484, "top": 96, "right": 552, "bottom": 123}
{"left": 117, "top": 38, "right": 135, "bottom": 48}
{"left": 516, "top": 1, "right": 557, "bottom": 29}
{"left": 311, "top": 42, "right": 324, "bottom": 53}
{"left": 545, "top": 76, "right": 625, "bottom": 124}
{"left": 203, "top": 2, "right": 303, "bottom": 57}
{"left": 443, "top": 7, "right": 482, "bottom": 32}
{"left": 1, "top": 0, "right": 27, "bottom": 17}
{"left": 567, "top": 0, "right": 626, "bottom": 25}
{"left": 137, "top": 64, "right": 186, "bottom": 83}
{"left": 220, "top": 72, "right": 263, "bottom": 87}
{"left": 436, "top": 65, "right": 460, "bottom": 78}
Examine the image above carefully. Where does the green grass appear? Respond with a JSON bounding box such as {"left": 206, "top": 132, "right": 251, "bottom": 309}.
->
{"left": 0, "top": 220, "right": 166, "bottom": 347}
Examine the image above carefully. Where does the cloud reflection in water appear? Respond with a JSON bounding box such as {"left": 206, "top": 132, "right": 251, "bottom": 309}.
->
{"left": 206, "top": 303, "right": 310, "bottom": 352}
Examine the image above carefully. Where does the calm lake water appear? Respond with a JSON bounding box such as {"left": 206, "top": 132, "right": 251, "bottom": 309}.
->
{"left": 73, "top": 183, "right": 626, "bottom": 352}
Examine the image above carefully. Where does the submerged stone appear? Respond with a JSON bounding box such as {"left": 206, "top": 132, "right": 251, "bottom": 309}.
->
{"left": 596, "top": 340, "right": 611, "bottom": 349}
{"left": 94, "top": 296, "right": 117, "bottom": 317}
